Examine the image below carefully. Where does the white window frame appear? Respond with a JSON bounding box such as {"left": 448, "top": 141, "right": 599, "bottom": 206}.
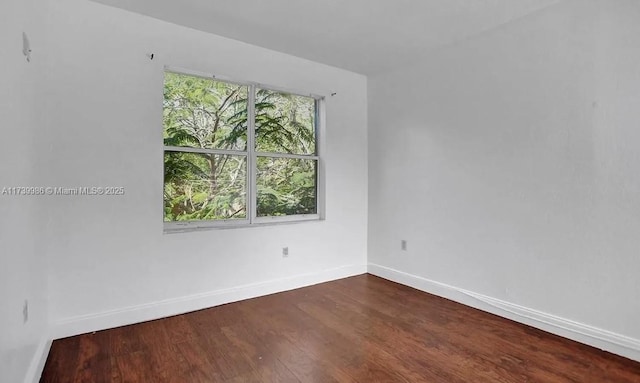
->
{"left": 163, "top": 66, "right": 325, "bottom": 233}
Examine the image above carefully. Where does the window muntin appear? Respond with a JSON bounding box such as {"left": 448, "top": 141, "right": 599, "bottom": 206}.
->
{"left": 163, "top": 70, "right": 321, "bottom": 229}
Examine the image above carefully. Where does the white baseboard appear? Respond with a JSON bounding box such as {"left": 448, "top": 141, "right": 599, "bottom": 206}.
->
{"left": 368, "top": 263, "right": 640, "bottom": 362}
{"left": 23, "top": 337, "right": 52, "bottom": 383}
{"left": 52, "top": 264, "right": 367, "bottom": 340}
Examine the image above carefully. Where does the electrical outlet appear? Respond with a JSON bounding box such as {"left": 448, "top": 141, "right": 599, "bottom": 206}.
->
{"left": 282, "top": 247, "right": 289, "bottom": 257}
{"left": 23, "top": 300, "right": 29, "bottom": 324}
{"left": 401, "top": 240, "right": 407, "bottom": 251}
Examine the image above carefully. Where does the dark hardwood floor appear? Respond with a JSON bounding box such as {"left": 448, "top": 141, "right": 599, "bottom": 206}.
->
{"left": 41, "top": 274, "right": 640, "bottom": 382}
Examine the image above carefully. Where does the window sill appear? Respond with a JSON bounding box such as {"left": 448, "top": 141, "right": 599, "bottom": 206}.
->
{"left": 163, "top": 215, "right": 323, "bottom": 234}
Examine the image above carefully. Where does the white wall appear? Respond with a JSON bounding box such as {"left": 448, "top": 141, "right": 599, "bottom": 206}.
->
{"left": 369, "top": 0, "right": 640, "bottom": 359}
{"left": 42, "top": 0, "right": 368, "bottom": 337}
{"left": 9, "top": 0, "right": 640, "bottom": 378}
{"left": 0, "top": 1, "right": 50, "bottom": 382}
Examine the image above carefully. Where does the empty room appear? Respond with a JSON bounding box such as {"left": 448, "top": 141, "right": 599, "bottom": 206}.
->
{"left": 2, "top": 0, "right": 640, "bottom": 382}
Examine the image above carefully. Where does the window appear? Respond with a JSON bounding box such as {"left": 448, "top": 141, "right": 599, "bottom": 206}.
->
{"left": 163, "top": 69, "right": 322, "bottom": 230}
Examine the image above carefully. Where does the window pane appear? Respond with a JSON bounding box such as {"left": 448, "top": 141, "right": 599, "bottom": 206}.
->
{"left": 163, "top": 72, "right": 248, "bottom": 151}
{"left": 255, "top": 88, "right": 316, "bottom": 155}
{"left": 256, "top": 157, "right": 317, "bottom": 217}
{"left": 164, "top": 151, "right": 247, "bottom": 221}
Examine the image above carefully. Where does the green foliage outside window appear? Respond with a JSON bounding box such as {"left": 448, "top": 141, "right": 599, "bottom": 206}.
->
{"left": 163, "top": 72, "right": 318, "bottom": 222}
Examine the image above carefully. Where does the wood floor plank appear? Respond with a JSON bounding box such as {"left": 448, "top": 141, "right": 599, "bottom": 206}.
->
{"left": 219, "top": 325, "right": 300, "bottom": 382}
{"left": 39, "top": 336, "right": 81, "bottom": 383}
{"left": 41, "top": 275, "right": 640, "bottom": 383}
{"left": 321, "top": 281, "right": 536, "bottom": 382}
{"left": 233, "top": 306, "right": 351, "bottom": 383}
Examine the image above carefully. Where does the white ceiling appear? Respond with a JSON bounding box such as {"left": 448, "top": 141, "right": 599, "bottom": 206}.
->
{"left": 90, "top": 0, "right": 560, "bottom": 75}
